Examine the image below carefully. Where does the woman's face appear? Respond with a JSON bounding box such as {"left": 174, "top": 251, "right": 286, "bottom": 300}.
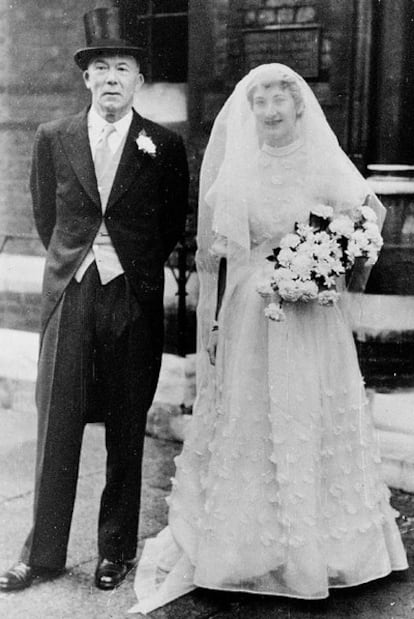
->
{"left": 251, "top": 84, "right": 299, "bottom": 147}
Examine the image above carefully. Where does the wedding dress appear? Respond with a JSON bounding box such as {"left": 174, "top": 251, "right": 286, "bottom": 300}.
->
{"left": 130, "top": 65, "right": 408, "bottom": 614}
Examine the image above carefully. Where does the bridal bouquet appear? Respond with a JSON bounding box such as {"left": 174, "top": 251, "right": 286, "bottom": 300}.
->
{"left": 257, "top": 200, "right": 383, "bottom": 322}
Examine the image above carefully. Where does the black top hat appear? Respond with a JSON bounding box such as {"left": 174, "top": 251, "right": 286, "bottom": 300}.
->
{"left": 74, "top": 7, "right": 143, "bottom": 70}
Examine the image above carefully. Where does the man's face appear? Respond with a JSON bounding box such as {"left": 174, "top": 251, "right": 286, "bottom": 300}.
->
{"left": 83, "top": 55, "right": 144, "bottom": 122}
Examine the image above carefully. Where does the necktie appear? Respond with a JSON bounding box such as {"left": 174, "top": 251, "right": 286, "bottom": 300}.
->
{"left": 93, "top": 123, "right": 122, "bottom": 284}
{"left": 94, "top": 124, "right": 116, "bottom": 212}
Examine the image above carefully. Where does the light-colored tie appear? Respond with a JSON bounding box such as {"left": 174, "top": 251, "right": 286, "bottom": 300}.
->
{"left": 93, "top": 123, "right": 124, "bottom": 285}
{"left": 94, "top": 123, "right": 116, "bottom": 212}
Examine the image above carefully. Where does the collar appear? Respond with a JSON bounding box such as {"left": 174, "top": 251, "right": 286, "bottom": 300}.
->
{"left": 88, "top": 106, "right": 133, "bottom": 138}
{"left": 261, "top": 136, "right": 305, "bottom": 158}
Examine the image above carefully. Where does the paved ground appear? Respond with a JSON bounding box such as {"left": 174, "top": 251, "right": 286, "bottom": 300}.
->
{"left": 1, "top": 407, "right": 414, "bottom": 619}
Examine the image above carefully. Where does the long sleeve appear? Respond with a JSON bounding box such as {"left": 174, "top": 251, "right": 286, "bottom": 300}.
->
{"left": 347, "top": 193, "right": 387, "bottom": 292}
{"left": 30, "top": 125, "right": 57, "bottom": 249}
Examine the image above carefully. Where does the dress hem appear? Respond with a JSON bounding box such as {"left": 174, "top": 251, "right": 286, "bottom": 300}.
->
{"left": 193, "top": 565, "right": 409, "bottom": 601}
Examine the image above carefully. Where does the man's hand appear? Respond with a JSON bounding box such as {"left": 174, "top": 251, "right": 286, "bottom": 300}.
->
{"left": 206, "top": 329, "right": 219, "bottom": 365}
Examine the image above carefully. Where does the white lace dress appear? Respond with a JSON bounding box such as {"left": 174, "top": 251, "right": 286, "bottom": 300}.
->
{"left": 130, "top": 141, "right": 408, "bottom": 614}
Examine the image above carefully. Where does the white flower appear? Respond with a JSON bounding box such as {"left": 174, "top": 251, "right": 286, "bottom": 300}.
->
{"left": 313, "top": 231, "right": 331, "bottom": 244}
{"left": 264, "top": 303, "right": 286, "bottom": 321}
{"left": 272, "top": 267, "right": 295, "bottom": 285}
{"left": 296, "top": 239, "right": 315, "bottom": 255}
{"left": 346, "top": 239, "right": 363, "bottom": 262}
{"left": 136, "top": 131, "right": 157, "bottom": 157}
{"left": 329, "top": 215, "right": 355, "bottom": 238}
{"left": 299, "top": 280, "right": 319, "bottom": 302}
{"left": 331, "top": 259, "right": 346, "bottom": 276}
{"left": 314, "top": 259, "right": 341, "bottom": 281}
{"left": 311, "top": 204, "right": 334, "bottom": 219}
{"left": 295, "top": 223, "right": 315, "bottom": 239}
{"left": 312, "top": 241, "right": 334, "bottom": 261}
{"left": 280, "top": 233, "right": 301, "bottom": 249}
{"left": 321, "top": 274, "right": 338, "bottom": 288}
{"left": 359, "top": 205, "right": 377, "bottom": 222}
{"left": 277, "top": 247, "right": 296, "bottom": 267}
{"left": 278, "top": 280, "right": 303, "bottom": 303}
{"left": 318, "top": 289, "right": 341, "bottom": 305}
{"left": 351, "top": 229, "right": 370, "bottom": 251}
{"left": 363, "top": 222, "right": 383, "bottom": 245}
{"left": 290, "top": 253, "right": 313, "bottom": 279}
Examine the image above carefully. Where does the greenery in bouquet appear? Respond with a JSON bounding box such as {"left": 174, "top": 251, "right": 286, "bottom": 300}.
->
{"left": 257, "top": 199, "right": 383, "bottom": 322}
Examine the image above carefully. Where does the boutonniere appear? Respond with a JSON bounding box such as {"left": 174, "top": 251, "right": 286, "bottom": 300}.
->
{"left": 136, "top": 130, "right": 157, "bottom": 158}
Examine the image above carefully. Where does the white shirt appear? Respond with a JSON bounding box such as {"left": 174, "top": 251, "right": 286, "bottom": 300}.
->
{"left": 88, "top": 106, "right": 133, "bottom": 160}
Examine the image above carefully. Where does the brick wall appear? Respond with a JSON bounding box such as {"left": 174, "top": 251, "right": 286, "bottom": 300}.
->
{"left": 197, "top": 0, "right": 355, "bottom": 150}
{"left": 0, "top": 0, "right": 103, "bottom": 244}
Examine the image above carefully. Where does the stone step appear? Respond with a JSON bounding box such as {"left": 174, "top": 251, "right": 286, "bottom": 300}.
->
{"left": 370, "top": 389, "right": 414, "bottom": 491}
{"left": 346, "top": 292, "right": 414, "bottom": 343}
{"left": 374, "top": 391, "right": 414, "bottom": 435}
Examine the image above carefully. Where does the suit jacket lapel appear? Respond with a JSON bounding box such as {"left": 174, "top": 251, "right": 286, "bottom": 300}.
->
{"left": 58, "top": 108, "right": 101, "bottom": 209}
{"left": 106, "top": 110, "right": 146, "bottom": 212}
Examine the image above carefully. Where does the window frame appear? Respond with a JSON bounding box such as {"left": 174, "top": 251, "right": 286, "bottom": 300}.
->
{"left": 118, "top": 0, "right": 189, "bottom": 83}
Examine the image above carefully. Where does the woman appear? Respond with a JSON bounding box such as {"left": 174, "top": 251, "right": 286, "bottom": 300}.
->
{"left": 130, "top": 64, "right": 408, "bottom": 614}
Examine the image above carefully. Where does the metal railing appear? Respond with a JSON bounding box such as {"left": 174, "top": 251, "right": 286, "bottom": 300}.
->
{"left": 166, "top": 238, "right": 197, "bottom": 356}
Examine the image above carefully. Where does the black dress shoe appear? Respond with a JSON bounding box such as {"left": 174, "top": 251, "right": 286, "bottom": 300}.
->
{"left": 0, "top": 562, "right": 34, "bottom": 591}
{"left": 95, "top": 557, "right": 136, "bottom": 590}
{"left": 0, "top": 562, "right": 63, "bottom": 592}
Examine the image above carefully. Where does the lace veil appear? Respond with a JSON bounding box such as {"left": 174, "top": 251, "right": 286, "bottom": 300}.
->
{"left": 195, "top": 63, "right": 385, "bottom": 390}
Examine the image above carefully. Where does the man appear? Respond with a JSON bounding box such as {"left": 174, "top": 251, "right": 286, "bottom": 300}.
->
{"left": 0, "top": 7, "right": 188, "bottom": 591}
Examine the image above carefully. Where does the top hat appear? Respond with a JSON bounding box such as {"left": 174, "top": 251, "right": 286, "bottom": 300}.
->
{"left": 74, "top": 7, "right": 143, "bottom": 70}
